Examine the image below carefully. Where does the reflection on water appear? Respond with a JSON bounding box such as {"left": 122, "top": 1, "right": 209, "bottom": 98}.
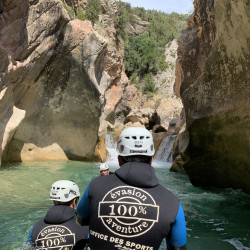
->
{"left": 0, "top": 161, "right": 250, "bottom": 250}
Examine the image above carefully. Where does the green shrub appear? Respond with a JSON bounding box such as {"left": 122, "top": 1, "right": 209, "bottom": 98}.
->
{"left": 142, "top": 73, "right": 158, "bottom": 95}
{"left": 170, "top": 52, "right": 176, "bottom": 58}
{"left": 130, "top": 72, "right": 138, "bottom": 84}
{"left": 115, "top": 2, "right": 188, "bottom": 95}
{"left": 62, "top": 2, "right": 75, "bottom": 19}
{"left": 76, "top": 7, "right": 87, "bottom": 21}
{"left": 86, "top": 0, "right": 102, "bottom": 23}
{"left": 62, "top": 2, "right": 87, "bottom": 21}
{"left": 130, "top": 72, "right": 142, "bottom": 91}
{"left": 114, "top": 1, "right": 135, "bottom": 41}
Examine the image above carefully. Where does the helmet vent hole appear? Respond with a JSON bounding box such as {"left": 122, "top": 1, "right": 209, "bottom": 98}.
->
{"left": 125, "top": 136, "right": 130, "bottom": 139}
{"left": 132, "top": 136, "right": 137, "bottom": 140}
{"left": 146, "top": 136, "right": 150, "bottom": 139}
{"left": 140, "top": 136, "right": 144, "bottom": 139}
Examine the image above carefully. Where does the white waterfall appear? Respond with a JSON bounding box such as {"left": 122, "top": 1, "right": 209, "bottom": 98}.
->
{"left": 104, "top": 132, "right": 176, "bottom": 168}
{"left": 154, "top": 135, "right": 177, "bottom": 162}
{"left": 105, "top": 131, "right": 119, "bottom": 166}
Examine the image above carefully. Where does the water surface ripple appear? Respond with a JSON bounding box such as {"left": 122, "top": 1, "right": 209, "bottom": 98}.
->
{"left": 0, "top": 161, "right": 249, "bottom": 249}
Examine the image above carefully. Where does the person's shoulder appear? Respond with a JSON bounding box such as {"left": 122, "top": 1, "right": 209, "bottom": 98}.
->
{"left": 32, "top": 220, "right": 41, "bottom": 230}
{"left": 30, "top": 217, "right": 46, "bottom": 237}
{"left": 90, "top": 172, "right": 116, "bottom": 186}
{"left": 32, "top": 208, "right": 54, "bottom": 229}
{"left": 72, "top": 220, "right": 89, "bottom": 238}
{"left": 157, "top": 184, "right": 179, "bottom": 201}
{"left": 89, "top": 175, "right": 103, "bottom": 184}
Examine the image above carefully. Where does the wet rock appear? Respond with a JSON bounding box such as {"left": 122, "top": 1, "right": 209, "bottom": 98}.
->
{"left": 176, "top": 0, "right": 250, "bottom": 191}
{"left": 170, "top": 155, "right": 187, "bottom": 174}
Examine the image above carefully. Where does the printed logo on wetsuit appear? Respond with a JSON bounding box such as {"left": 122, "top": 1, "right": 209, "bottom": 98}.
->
{"left": 98, "top": 186, "right": 159, "bottom": 238}
{"left": 35, "top": 225, "right": 75, "bottom": 249}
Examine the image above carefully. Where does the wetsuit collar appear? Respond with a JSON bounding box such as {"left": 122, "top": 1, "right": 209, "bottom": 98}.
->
{"left": 115, "top": 162, "right": 159, "bottom": 188}
{"left": 44, "top": 205, "right": 75, "bottom": 224}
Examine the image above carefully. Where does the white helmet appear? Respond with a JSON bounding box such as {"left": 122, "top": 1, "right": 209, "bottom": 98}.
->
{"left": 100, "top": 163, "right": 109, "bottom": 171}
{"left": 49, "top": 180, "right": 80, "bottom": 202}
{"left": 117, "top": 127, "right": 155, "bottom": 156}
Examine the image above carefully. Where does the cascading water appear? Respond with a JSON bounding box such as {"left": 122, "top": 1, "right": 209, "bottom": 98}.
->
{"left": 104, "top": 132, "right": 177, "bottom": 168}
{"left": 154, "top": 135, "right": 177, "bottom": 162}
{"left": 105, "top": 131, "right": 119, "bottom": 166}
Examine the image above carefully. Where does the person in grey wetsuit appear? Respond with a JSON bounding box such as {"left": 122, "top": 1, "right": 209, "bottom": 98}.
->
{"left": 26, "top": 180, "right": 89, "bottom": 249}
{"left": 77, "top": 127, "right": 187, "bottom": 250}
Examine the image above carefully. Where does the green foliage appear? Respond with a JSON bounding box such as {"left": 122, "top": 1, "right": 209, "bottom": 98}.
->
{"left": 170, "top": 52, "right": 176, "bottom": 58}
{"left": 115, "top": 1, "right": 188, "bottom": 96}
{"left": 142, "top": 73, "right": 158, "bottom": 96}
{"left": 125, "top": 33, "right": 165, "bottom": 77}
{"left": 62, "top": 2, "right": 75, "bottom": 19}
{"left": 133, "top": 9, "right": 188, "bottom": 46}
{"left": 114, "top": 1, "right": 135, "bottom": 41}
{"left": 130, "top": 72, "right": 141, "bottom": 90}
{"left": 130, "top": 72, "right": 138, "bottom": 85}
{"left": 85, "top": 0, "right": 102, "bottom": 23}
{"left": 130, "top": 73, "right": 158, "bottom": 96}
{"left": 61, "top": 2, "right": 86, "bottom": 21}
{"left": 76, "top": 7, "right": 87, "bottom": 21}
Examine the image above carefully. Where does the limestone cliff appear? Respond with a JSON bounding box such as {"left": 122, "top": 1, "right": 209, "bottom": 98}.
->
{"left": 0, "top": 0, "right": 126, "bottom": 164}
{"left": 176, "top": 0, "right": 250, "bottom": 191}
{"left": 0, "top": 0, "right": 184, "bottom": 165}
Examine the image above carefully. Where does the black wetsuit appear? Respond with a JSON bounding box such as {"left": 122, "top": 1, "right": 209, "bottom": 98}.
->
{"left": 27, "top": 205, "right": 88, "bottom": 249}
{"left": 77, "top": 162, "right": 186, "bottom": 249}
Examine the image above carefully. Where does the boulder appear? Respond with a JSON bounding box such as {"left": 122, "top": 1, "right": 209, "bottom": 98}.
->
{"left": 170, "top": 155, "right": 187, "bottom": 174}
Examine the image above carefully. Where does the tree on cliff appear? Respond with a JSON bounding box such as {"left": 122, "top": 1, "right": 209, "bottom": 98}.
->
{"left": 115, "top": 2, "right": 188, "bottom": 95}
{"left": 124, "top": 32, "right": 167, "bottom": 77}
{"left": 114, "top": 1, "right": 135, "bottom": 41}
{"left": 86, "top": 0, "right": 102, "bottom": 23}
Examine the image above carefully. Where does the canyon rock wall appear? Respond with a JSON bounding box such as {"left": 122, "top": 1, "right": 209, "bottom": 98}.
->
{"left": 176, "top": 0, "right": 250, "bottom": 191}
{"left": 0, "top": 0, "right": 184, "bottom": 165}
{"left": 0, "top": 0, "right": 126, "bottom": 164}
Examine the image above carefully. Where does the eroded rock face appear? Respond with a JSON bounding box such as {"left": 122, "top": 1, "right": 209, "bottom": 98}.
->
{"left": 0, "top": 0, "right": 126, "bottom": 164}
{"left": 175, "top": 0, "right": 215, "bottom": 98}
{"left": 176, "top": 0, "right": 250, "bottom": 191}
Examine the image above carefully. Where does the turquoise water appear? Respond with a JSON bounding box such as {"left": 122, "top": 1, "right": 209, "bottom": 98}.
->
{"left": 0, "top": 161, "right": 249, "bottom": 249}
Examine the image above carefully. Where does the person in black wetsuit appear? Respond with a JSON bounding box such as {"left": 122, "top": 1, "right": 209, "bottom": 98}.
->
{"left": 26, "top": 180, "right": 89, "bottom": 249}
{"left": 77, "top": 127, "right": 187, "bottom": 250}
